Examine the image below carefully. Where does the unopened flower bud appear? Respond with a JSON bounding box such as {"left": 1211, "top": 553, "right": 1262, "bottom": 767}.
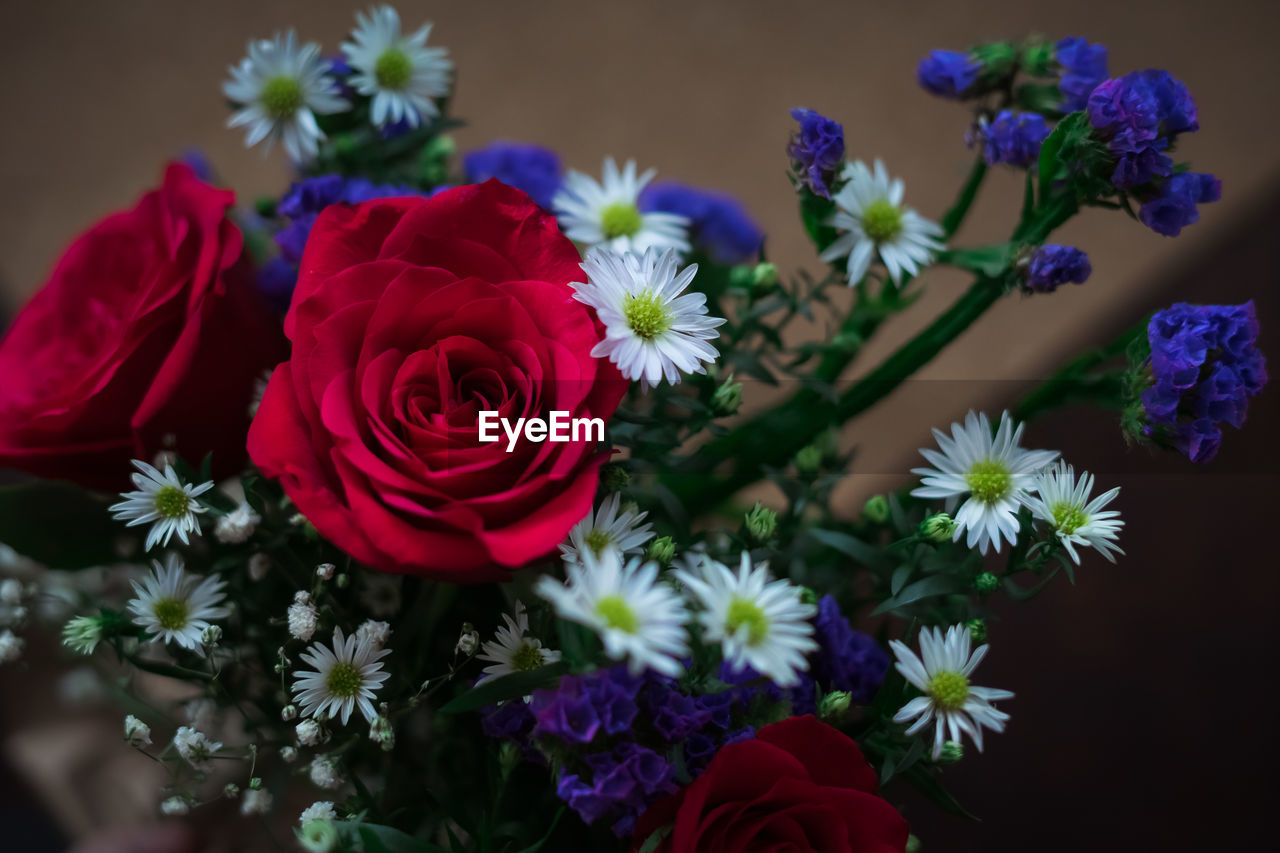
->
{"left": 818, "top": 690, "right": 852, "bottom": 720}
{"left": 281, "top": 704, "right": 299, "bottom": 722}
{"left": 794, "top": 445, "right": 823, "bottom": 479}
{"left": 798, "top": 586, "right": 819, "bottom": 606}
{"left": 248, "top": 776, "right": 262, "bottom": 790}
{"left": 751, "top": 262, "right": 779, "bottom": 290}
{"left": 965, "top": 618, "right": 987, "bottom": 643}
{"left": 223, "top": 782, "right": 241, "bottom": 799}
{"left": 728, "top": 265, "right": 754, "bottom": 289}
{"left": 335, "top": 573, "right": 349, "bottom": 589}
{"left": 974, "top": 571, "right": 1000, "bottom": 593}
{"left": 647, "top": 536, "right": 676, "bottom": 567}
{"left": 201, "top": 625, "right": 222, "bottom": 646}
{"left": 936, "top": 741, "right": 964, "bottom": 764}
{"left": 906, "top": 835, "right": 922, "bottom": 853}
{"left": 920, "top": 513, "right": 957, "bottom": 543}
{"left": 710, "top": 375, "right": 743, "bottom": 417}
{"left": 124, "top": 714, "right": 152, "bottom": 747}
{"left": 455, "top": 624, "right": 479, "bottom": 656}
{"left": 315, "top": 562, "right": 335, "bottom": 580}
{"left": 368, "top": 715, "right": 395, "bottom": 751}
{"left": 498, "top": 741, "right": 521, "bottom": 780}
{"left": 599, "top": 463, "right": 630, "bottom": 492}
{"left": 743, "top": 503, "right": 778, "bottom": 545}
{"left": 863, "top": 495, "right": 890, "bottom": 524}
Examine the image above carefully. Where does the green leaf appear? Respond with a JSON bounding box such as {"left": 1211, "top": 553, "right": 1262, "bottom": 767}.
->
{"left": 890, "top": 564, "right": 913, "bottom": 596}
{"left": 871, "top": 574, "right": 965, "bottom": 616}
{"left": 437, "top": 662, "right": 571, "bottom": 714}
{"left": 337, "top": 823, "right": 450, "bottom": 853}
{"left": 0, "top": 481, "right": 119, "bottom": 570}
{"left": 510, "top": 807, "right": 566, "bottom": 853}
{"left": 807, "top": 528, "right": 889, "bottom": 570}
{"left": 937, "top": 244, "right": 1014, "bottom": 277}
{"left": 636, "top": 825, "right": 674, "bottom": 853}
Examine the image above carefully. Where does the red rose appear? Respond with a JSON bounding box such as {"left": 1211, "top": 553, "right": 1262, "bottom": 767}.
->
{"left": 247, "top": 180, "right": 625, "bottom": 580}
{"left": 634, "top": 716, "right": 909, "bottom": 853}
{"left": 0, "top": 163, "right": 284, "bottom": 490}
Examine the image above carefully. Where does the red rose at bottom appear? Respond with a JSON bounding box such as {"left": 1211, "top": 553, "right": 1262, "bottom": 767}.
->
{"left": 634, "top": 715, "right": 909, "bottom": 853}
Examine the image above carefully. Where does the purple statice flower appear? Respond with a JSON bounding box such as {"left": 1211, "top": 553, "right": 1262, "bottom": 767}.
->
{"left": 917, "top": 50, "right": 983, "bottom": 98}
{"left": 640, "top": 181, "right": 764, "bottom": 264}
{"left": 1054, "top": 37, "right": 1108, "bottom": 112}
{"left": 978, "top": 111, "right": 1051, "bottom": 168}
{"left": 638, "top": 678, "right": 712, "bottom": 741}
{"left": 1142, "top": 302, "right": 1268, "bottom": 462}
{"left": 810, "top": 596, "right": 889, "bottom": 703}
{"left": 1138, "top": 172, "right": 1222, "bottom": 237}
{"left": 682, "top": 724, "right": 756, "bottom": 776}
{"left": 1025, "top": 245, "right": 1092, "bottom": 293}
{"left": 557, "top": 743, "right": 678, "bottom": 837}
{"left": 275, "top": 174, "right": 422, "bottom": 263}
{"left": 481, "top": 699, "right": 536, "bottom": 741}
{"left": 788, "top": 108, "right": 844, "bottom": 199}
{"left": 179, "top": 149, "right": 216, "bottom": 183}
{"left": 463, "top": 142, "right": 563, "bottom": 210}
{"left": 256, "top": 256, "right": 301, "bottom": 315}
{"left": 529, "top": 666, "right": 643, "bottom": 745}
{"left": 1086, "top": 70, "right": 1199, "bottom": 191}
{"left": 717, "top": 661, "right": 817, "bottom": 716}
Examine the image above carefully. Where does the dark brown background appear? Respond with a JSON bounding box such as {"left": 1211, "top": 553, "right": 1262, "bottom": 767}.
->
{"left": 1, "top": 1, "right": 1277, "bottom": 850}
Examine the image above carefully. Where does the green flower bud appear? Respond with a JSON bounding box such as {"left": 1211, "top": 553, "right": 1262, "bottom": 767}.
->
{"left": 62, "top": 615, "right": 103, "bottom": 655}
{"left": 200, "top": 625, "right": 223, "bottom": 647}
{"left": 709, "top": 375, "right": 743, "bottom": 417}
{"left": 862, "top": 495, "right": 890, "bottom": 524}
{"left": 818, "top": 690, "right": 852, "bottom": 720}
{"left": 798, "top": 586, "right": 819, "bottom": 606}
{"left": 728, "top": 265, "right": 754, "bottom": 289}
{"left": 972, "top": 41, "right": 1018, "bottom": 80}
{"left": 369, "top": 715, "right": 395, "bottom": 751}
{"left": 223, "top": 783, "right": 241, "bottom": 799}
{"left": 647, "top": 536, "right": 676, "bottom": 567}
{"left": 794, "top": 445, "right": 823, "bottom": 479}
{"left": 744, "top": 502, "right": 778, "bottom": 545}
{"left": 600, "top": 464, "right": 630, "bottom": 492}
{"left": 418, "top": 135, "right": 456, "bottom": 186}
{"left": 936, "top": 740, "right": 964, "bottom": 764}
{"left": 297, "top": 819, "right": 339, "bottom": 853}
{"left": 965, "top": 618, "right": 987, "bottom": 643}
{"left": 974, "top": 571, "right": 1000, "bottom": 593}
{"left": 499, "top": 741, "right": 521, "bottom": 780}
{"left": 919, "top": 513, "right": 957, "bottom": 543}
{"left": 751, "top": 262, "right": 779, "bottom": 290}
{"left": 247, "top": 776, "right": 262, "bottom": 791}
{"left": 906, "top": 834, "right": 923, "bottom": 853}
{"left": 831, "top": 330, "right": 863, "bottom": 354}
{"left": 1020, "top": 40, "right": 1055, "bottom": 76}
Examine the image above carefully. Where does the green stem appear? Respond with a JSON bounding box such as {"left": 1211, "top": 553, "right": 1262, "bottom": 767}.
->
{"left": 1012, "top": 319, "right": 1145, "bottom": 422}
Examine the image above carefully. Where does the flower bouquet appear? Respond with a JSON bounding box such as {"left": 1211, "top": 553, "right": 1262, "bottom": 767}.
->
{"left": 0, "top": 8, "right": 1268, "bottom": 853}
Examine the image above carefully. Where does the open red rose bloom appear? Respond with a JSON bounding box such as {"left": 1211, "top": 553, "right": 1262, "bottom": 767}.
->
{"left": 248, "top": 180, "right": 625, "bottom": 580}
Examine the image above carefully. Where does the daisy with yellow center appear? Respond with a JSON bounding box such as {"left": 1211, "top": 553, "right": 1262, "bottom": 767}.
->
{"left": 675, "top": 552, "right": 817, "bottom": 688}
{"left": 553, "top": 157, "right": 691, "bottom": 253}
{"left": 535, "top": 549, "right": 689, "bottom": 677}
{"left": 572, "top": 247, "right": 725, "bottom": 391}
{"left": 890, "top": 624, "right": 1014, "bottom": 760}
{"left": 341, "top": 6, "right": 453, "bottom": 129}
{"left": 475, "top": 601, "right": 562, "bottom": 687}
{"left": 127, "top": 554, "right": 229, "bottom": 650}
{"left": 110, "top": 459, "right": 214, "bottom": 551}
{"left": 292, "top": 626, "right": 391, "bottom": 725}
{"left": 1022, "top": 461, "right": 1124, "bottom": 565}
{"left": 820, "top": 159, "right": 945, "bottom": 285}
{"left": 559, "top": 492, "right": 655, "bottom": 566}
{"left": 911, "top": 411, "right": 1059, "bottom": 554}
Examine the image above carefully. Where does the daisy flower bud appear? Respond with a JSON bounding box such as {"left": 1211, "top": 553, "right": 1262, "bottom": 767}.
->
{"left": 124, "top": 714, "right": 152, "bottom": 747}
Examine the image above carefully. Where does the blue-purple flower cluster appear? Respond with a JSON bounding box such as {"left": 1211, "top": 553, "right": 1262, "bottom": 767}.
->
{"left": 917, "top": 50, "right": 983, "bottom": 99}
{"left": 480, "top": 596, "right": 886, "bottom": 837}
{"left": 1142, "top": 302, "right": 1268, "bottom": 462}
{"left": 1025, "top": 245, "right": 1092, "bottom": 293}
{"left": 977, "top": 110, "right": 1050, "bottom": 167}
{"left": 787, "top": 108, "right": 845, "bottom": 199}
{"left": 463, "top": 142, "right": 563, "bottom": 210}
{"left": 639, "top": 182, "right": 764, "bottom": 264}
{"left": 1054, "top": 37, "right": 1108, "bottom": 112}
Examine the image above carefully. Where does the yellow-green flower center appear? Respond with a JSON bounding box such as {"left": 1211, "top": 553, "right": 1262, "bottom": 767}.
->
{"left": 596, "top": 595, "right": 639, "bottom": 634}
{"left": 152, "top": 597, "right": 189, "bottom": 631}
{"left": 927, "top": 670, "right": 970, "bottom": 711}
{"left": 261, "top": 75, "right": 304, "bottom": 119}
{"left": 153, "top": 485, "right": 192, "bottom": 520}
{"left": 862, "top": 198, "right": 904, "bottom": 243}
{"left": 325, "top": 661, "right": 363, "bottom": 699}
{"left": 511, "top": 643, "right": 546, "bottom": 671}
{"left": 600, "top": 202, "right": 644, "bottom": 240}
{"left": 623, "top": 290, "right": 672, "bottom": 341}
{"left": 725, "top": 597, "right": 770, "bottom": 646}
{"left": 374, "top": 48, "right": 412, "bottom": 90}
{"left": 1050, "top": 501, "right": 1088, "bottom": 535}
{"left": 583, "top": 528, "right": 614, "bottom": 557}
{"left": 965, "top": 459, "right": 1012, "bottom": 504}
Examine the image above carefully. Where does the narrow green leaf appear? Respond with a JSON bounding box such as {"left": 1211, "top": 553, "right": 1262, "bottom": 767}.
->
{"left": 636, "top": 825, "right": 674, "bottom": 853}
{"left": 871, "top": 574, "right": 964, "bottom": 616}
{"left": 890, "top": 564, "right": 913, "bottom": 596}
{"left": 0, "top": 481, "right": 119, "bottom": 570}
{"left": 437, "top": 662, "right": 571, "bottom": 714}
{"left": 807, "top": 528, "right": 888, "bottom": 570}
{"left": 511, "top": 807, "right": 566, "bottom": 853}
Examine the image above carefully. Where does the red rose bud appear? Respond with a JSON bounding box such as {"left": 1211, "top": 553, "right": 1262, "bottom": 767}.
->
{"left": 0, "top": 163, "right": 284, "bottom": 489}
{"left": 247, "top": 181, "right": 626, "bottom": 580}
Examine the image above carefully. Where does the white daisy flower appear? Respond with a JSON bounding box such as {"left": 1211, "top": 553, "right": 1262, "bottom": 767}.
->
{"left": 910, "top": 411, "right": 1059, "bottom": 555}
{"left": 559, "top": 492, "right": 655, "bottom": 566}
{"left": 292, "top": 627, "right": 391, "bottom": 725}
{"left": 110, "top": 460, "right": 214, "bottom": 551}
{"left": 573, "top": 247, "right": 725, "bottom": 390}
{"left": 535, "top": 549, "right": 689, "bottom": 677}
{"left": 1022, "top": 461, "right": 1124, "bottom": 565}
{"left": 342, "top": 5, "right": 452, "bottom": 129}
{"left": 173, "top": 726, "right": 222, "bottom": 773}
{"left": 675, "top": 552, "right": 818, "bottom": 688}
{"left": 554, "top": 157, "right": 690, "bottom": 253}
{"left": 820, "top": 159, "right": 945, "bottom": 285}
{"left": 223, "top": 29, "right": 349, "bottom": 162}
{"left": 127, "top": 555, "right": 230, "bottom": 650}
{"left": 890, "top": 624, "right": 1014, "bottom": 759}
{"left": 476, "top": 601, "right": 561, "bottom": 685}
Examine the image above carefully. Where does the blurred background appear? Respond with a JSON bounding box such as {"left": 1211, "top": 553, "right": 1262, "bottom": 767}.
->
{"left": 0, "top": 0, "right": 1276, "bottom": 850}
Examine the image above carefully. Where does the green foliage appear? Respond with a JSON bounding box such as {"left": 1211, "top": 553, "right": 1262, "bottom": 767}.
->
{"left": 0, "top": 481, "right": 119, "bottom": 569}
